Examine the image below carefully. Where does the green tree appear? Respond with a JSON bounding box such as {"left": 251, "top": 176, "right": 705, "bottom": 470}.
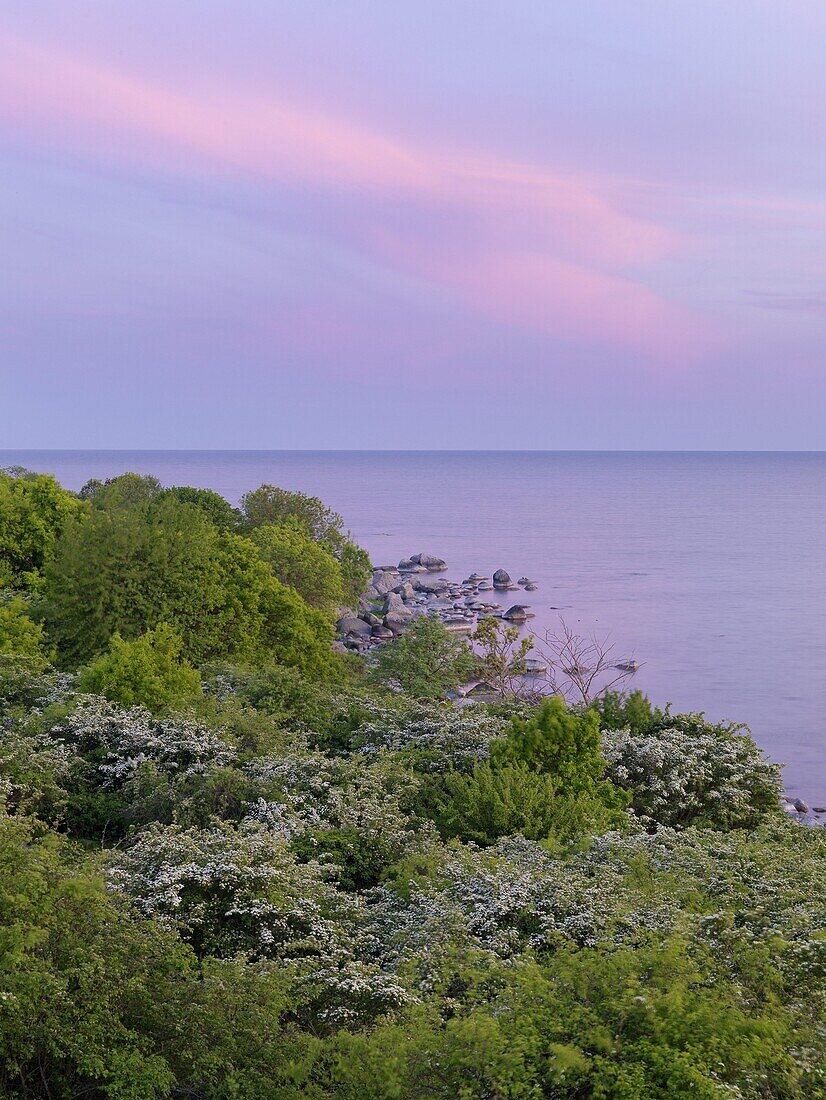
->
{"left": 0, "top": 595, "right": 52, "bottom": 663}
{"left": 435, "top": 762, "right": 564, "bottom": 844}
{"left": 158, "top": 485, "right": 243, "bottom": 531}
{"left": 250, "top": 524, "right": 345, "bottom": 609}
{"left": 77, "top": 623, "right": 202, "bottom": 712}
{"left": 494, "top": 695, "right": 605, "bottom": 791}
{"left": 373, "top": 616, "right": 475, "bottom": 699}
{"left": 471, "top": 616, "right": 533, "bottom": 697}
{"left": 0, "top": 467, "right": 83, "bottom": 590}
{"left": 339, "top": 541, "right": 372, "bottom": 606}
{"left": 42, "top": 493, "right": 335, "bottom": 676}
{"left": 240, "top": 483, "right": 345, "bottom": 548}
{"left": 80, "top": 471, "right": 163, "bottom": 508}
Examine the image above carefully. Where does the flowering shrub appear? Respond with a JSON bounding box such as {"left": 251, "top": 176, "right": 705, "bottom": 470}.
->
{"left": 353, "top": 701, "right": 509, "bottom": 772}
{"left": 54, "top": 695, "right": 236, "bottom": 787}
{"left": 601, "top": 713, "right": 782, "bottom": 828}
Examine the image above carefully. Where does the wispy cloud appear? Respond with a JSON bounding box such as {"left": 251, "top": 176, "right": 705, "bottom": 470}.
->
{"left": 0, "top": 32, "right": 702, "bottom": 357}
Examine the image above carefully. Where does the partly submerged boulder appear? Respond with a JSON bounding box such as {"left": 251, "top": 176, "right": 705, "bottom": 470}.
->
{"left": 493, "top": 569, "right": 512, "bottom": 589}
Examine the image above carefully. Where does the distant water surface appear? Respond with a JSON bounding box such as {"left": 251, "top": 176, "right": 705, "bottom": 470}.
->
{"left": 4, "top": 450, "right": 825, "bottom": 804}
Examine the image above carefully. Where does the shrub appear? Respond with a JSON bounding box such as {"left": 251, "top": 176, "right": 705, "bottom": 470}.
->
{"left": 602, "top": 712, "right": 782, "bottom": 829}
{"left": 77, "top": 624, "right": 202, "bottom": 712}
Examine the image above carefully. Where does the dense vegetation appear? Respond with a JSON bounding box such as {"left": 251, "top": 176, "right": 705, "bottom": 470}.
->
{"left": 0, "top": 467, "right": 824, "bottom": 1099}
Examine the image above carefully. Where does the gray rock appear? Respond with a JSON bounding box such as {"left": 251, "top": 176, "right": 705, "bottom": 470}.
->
{"left": 371, "top": 625, "right": 394, "bottom": 640}
{"left": 384, "top": 612, "right": 412, "bottom": 635}
{"left": 372, "top": 570, "right": 399, "bottom": 596}
{"left": 412, "top": 576, "right": 450, "bottom": 594}
{"left": 366, "top": 613, "right": 383, "bottom": 626}
{"left": 419, "top": 554, "right": 448, "bottom": 572}
{"left": 524, "top": 583, "right": 538, "bottom": 591}
{"left": 392, "top": 580, "right": 416, "bottom": 600}
{"left": 362, "top": 584, "right": 380, "bottom": 601}
{"left": 397, "top": 558, "right": 415, "bottom": 571}
{"left": 493, "top": 568, "right": 512, "bottom": 589}
{"left": 336, "top": 616, "right": 372, "bottom": 637}
{"left": 383, "top": 591, "right": 412, "bottom": 617}
{"left": 503, "top": 604, "right": 529, "bottom": 622}
{"left": 477, "top": 582, "right": 494, "bottom": 591}
{"left": 793, "top": 798, "right": 810, "bottom": 813}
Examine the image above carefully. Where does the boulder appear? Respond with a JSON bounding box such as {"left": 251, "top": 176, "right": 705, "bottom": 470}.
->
{"left": 477, "top": 582, "right": 494, "bottom": 591}
{"left": 392, "top": 580, "right": 416, "bottom": 600}
{"left": 399, "top": 558, "right": 427, "bottom": 573}
{"left": 384, "top": 613, "right": 412, "bottom": 635}
{"left": 412, "top": 576, "right": 450, "bottom": 594}
{"left": 419, "top": 554, "right": 448, "bottom": 572}
{"left": 371, "top": 625, "right": 394, "bottom": 640}
{"left": 793, "top": 798, "right": 810, "bottom": 813}
{"left": 372, "top": 570, "right": 398, "bottom": 596}
{"left": 503, "top": 604, "right": 529, "bottom": 622}
{"left": 336, "top": 616, "right": 372, "bottom": 638}
{"left": 383, "top": 591, "right": 412, "bottom": 617}
{"left": 493, "top": 569, "right": 512, "bottom": 589}
{"left": 524, "top": 583, "right": 538, "bottom": 591}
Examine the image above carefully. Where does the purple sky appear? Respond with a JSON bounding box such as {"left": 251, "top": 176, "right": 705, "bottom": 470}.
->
{"left": 1, "top": 1, "right": 825, "bottom": 448}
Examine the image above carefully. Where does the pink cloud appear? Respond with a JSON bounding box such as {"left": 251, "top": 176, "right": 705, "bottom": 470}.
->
{"left": 0, "top": 32, "right": 702, "bottom": 357}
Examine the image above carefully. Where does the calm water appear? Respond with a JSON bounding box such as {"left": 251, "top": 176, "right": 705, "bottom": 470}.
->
{"left": 4, "top": 450, "right": 825, "bottom": 803}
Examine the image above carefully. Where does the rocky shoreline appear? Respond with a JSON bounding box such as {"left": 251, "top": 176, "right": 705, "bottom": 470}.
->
{"left": 336, "top": 553, "right": 537, "bottom": 651}
{"left": 336, "top": 553, "right": 823, "bottom": 825}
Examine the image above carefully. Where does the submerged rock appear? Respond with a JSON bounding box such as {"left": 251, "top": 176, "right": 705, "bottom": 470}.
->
{"left": 493, "top": 568, "right": 512, "bottom": 589}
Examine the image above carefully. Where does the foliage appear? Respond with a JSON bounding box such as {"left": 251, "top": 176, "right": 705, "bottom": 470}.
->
{"left": 595, "top": 688, "right": 667, "bottom": 733}
{"left": 602, "top": 711, "right": 783, "bottom": 829}
{"left": 352, "top": 698, "right": 510, "bottom": 772}
{"left": 372, "top": 615, "right": 476, "bottom": 699}
{"left": 494, "top": 695, "right": 605, "bottom": 791}
{"left": 77, "top": 623, "right": 202, "bottom": 712}
{"left": 0, "top": 595, "right": 53, "bottom": 664}
{"left": 158, "top": 484, "right": 243, "bottom": 531}
{"left": 251, "top": 523, "right": 345, "bottom": 610}
{"left": 338, "top": 541, "right": 372, "bottom": 606}
{"left": 240, "top": 483, "right": 346, "bottom": 549}
{"left": 41, "top": 492, "right": 335, "bottom": 676}
{"left": 471, "top": 616, "right": 534, "bottom": 697}
{"left": 0, "top": 467, "right": 83, "bottom": 590}
{"left": 434, "top": 762, "right": 566, "bottom": 844}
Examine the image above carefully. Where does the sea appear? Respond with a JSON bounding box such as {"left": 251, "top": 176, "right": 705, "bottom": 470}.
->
{"left": 3, "top": 450, "right": 824, "bottom": 806}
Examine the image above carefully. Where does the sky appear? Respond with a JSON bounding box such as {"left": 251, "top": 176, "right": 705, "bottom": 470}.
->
{"left": 1, "top": 1, "right": 825, "bottom": 449}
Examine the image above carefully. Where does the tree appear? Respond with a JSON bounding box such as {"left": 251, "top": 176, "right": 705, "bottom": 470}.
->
{"left": 251, "top": 524, "right": 345, "bottom": 610}
{"left": 240, "top": 484, "right": 345, "bottom": 549}
{"left": 435, "top": 762, "right": 564, "bottom": 844}
{"left": 0, "top": 467, "right": 83, "bottom": 590}
{"left": 373, "top": 616, "right": 475, "bottom": 699}
{"left": 77, "top": 623, "right": 202, "bottom": 712}
{"left": 339, "top": 541, "right": 372, "bottom": 606}
{"left": 158, "top": 485, "right": 243, "bottom": 532}
{"left": 80, "top": 471, "right": 163, "bottom": 507}
{"left": 0, "top": 595, "right": 52, "bottom": 663}
{"left": 471, "top": 617, "right": 534, "bottom": 698}
{"left": 42, "top": 493, "right": 335, "bottom": 676}
{"left": 534, "top": 618, "right": 636, "bottom": 704}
